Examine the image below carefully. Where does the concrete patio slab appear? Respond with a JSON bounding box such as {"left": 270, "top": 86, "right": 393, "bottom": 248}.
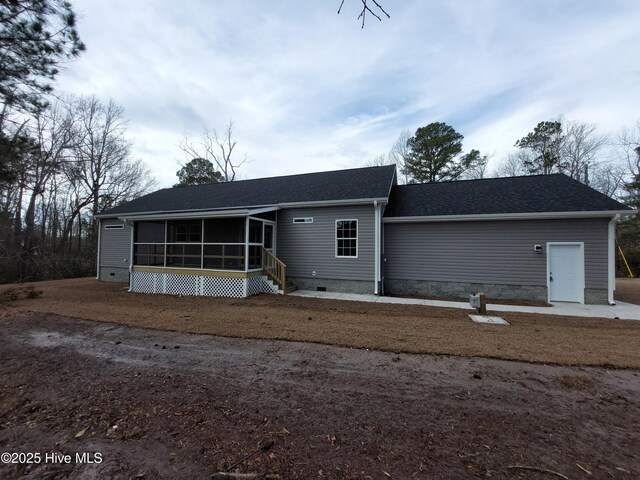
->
{"left": 469, "top": 315, "right": 510, "bottom": 325}
{"left": 289, "top": 290, "right": 640, "bottom": 320}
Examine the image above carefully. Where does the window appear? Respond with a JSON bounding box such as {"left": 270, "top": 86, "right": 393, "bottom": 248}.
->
{"left": 336, "top": 220, "right": 357, "bottom": 258}
{"left": 293, "top": 217, "right": 313, "bottom": 224}
{"left": 104, "top": 224, "right": 124, "bottom": 229}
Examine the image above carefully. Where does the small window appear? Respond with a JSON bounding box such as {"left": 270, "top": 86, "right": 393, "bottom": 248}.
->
{"left": 105, "top": 224, "right": 124, "bottom": 230}
{"left": 336, "top": 220, "right": 357, "bottom": 258}
{"left": 293, "top": 217, "right": 313, "bottom": 224}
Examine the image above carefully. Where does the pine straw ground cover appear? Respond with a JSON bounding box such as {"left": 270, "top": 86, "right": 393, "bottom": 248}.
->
{"left": 1, "top": 277, "right": 639, "bottom": 369}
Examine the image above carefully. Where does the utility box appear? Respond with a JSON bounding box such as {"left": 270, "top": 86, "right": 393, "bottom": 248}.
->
{"left": 469, "top": 292, "right": 487, "bottom": 314}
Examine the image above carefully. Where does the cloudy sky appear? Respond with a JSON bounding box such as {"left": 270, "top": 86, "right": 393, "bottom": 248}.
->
{"left": 58, "top": 0, "right": 640, "bottom": 187}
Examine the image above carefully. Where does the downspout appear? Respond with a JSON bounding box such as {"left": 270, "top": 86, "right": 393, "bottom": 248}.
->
{"left": 127, "top": 219, "right": 134, "bottom": 293}
{"left": 95, "top": 218, "right": 101, "bottom": 280}
{"left": 374, "top": 200, "right": 380, "bottom": 295}
{"left": 608, "top": 215, "right": 619, "bottom": 305}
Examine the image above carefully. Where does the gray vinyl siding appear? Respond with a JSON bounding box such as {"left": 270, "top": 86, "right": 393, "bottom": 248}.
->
{"left": 99, "top": 219, "right": 132, "bottom": 280}
{"left": 383, "top": 218, "right": 609, "bottom": 289}
{"left": 277, "top": 205, "right": 375, "bottom": 281}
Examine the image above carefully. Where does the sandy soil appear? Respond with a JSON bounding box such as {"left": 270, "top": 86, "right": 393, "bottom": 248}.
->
{"left": 616, "top": 278, "right": 640, "bottom": 305}
{"left": 1, "top": 314, "right": 639, "bottom": 479}
{"left": 1, "top": 278, "right": 640, "bottom": 368}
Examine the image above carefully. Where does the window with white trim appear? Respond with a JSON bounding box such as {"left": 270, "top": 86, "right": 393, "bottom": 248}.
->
{"left": 336, "top": 220, "right": 357, "bottom": 258}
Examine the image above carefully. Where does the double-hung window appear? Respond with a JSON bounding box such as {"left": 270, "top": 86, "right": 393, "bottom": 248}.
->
{"left": 336, "top": 219, "right": 357, "bottom": 258}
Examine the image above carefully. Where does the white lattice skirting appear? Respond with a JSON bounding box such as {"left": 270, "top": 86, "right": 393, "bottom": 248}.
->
{"left": 131, "top": 271, "right": 280, "bottom": 298}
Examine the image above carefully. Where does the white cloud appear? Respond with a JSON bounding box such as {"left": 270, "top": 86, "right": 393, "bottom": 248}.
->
{"left": 58, "top": 0, "right": 640, "bottom": 187}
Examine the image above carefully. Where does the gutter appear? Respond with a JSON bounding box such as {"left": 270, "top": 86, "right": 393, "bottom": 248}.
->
{"left": 374, "top": 201, "right": 379, "bottom": 295}
{"left": 383, "top": 209, "right": 637, "bottom": 223}
{"left": 95, "top": 218, "right": 101, "bottom": 280}
{"left": 608, "top": 214, "right": 621, "bottom": 305}
{"left": 128, "top": 220, "right": 134, "bottom": 292}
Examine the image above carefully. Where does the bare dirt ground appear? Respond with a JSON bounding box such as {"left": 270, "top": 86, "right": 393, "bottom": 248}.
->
{"left": 1, "top": 313, "right": 639, "bottom": 480}
{"left": 616, "top": 278, "right": 640, "bottom": 305}
{"left": 1, "top": 278, "right": 640, "bottom": 368}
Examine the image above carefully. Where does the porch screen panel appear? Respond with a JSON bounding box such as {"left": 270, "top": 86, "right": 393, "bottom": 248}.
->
{"left": 248, "top": 220, "right": 263, "bottom": 244}
{"left": 166, "top": 244, "right": 202, "bottom": 268}
{"left": 134, "top": 221, "right": 165, "bottom": 266}
{"left": 204, "top": 218, "right": 245, "bottom": 243}
{"left": 248, "top": 245, "right": 262, "bottom": 269}
{"left": 135, "top": 221, "right": 165, "bottom": 243}
{"left": 134, "top": 244, "right": 165, "bottom": 266}
{"left": 203, "top": 244, "right": 244, "bottom": 270}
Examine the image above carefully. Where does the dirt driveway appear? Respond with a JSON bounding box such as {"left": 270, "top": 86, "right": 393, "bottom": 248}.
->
{"left": 1, "top": 314, "right": 639, "bottom": 480}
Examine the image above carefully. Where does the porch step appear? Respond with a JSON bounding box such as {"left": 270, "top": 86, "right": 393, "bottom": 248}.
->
{"left": 283, "top": 283, "right": 297, "bottom": 294}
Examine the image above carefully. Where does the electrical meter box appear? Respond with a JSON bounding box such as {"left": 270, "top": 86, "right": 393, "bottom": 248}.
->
{"left": 469, "top": 292, "right": 487, "bottom": 314}
{"left": 469, "top": 293, "right": 481, "bottom": 309}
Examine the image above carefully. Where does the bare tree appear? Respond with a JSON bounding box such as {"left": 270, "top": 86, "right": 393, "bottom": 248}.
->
{"left": 615, "top": 122, "right": 640, "bottom": 276}
{"left": 388, "top": 129, "right": 411, "bottom": 184}
{"left": 337, "top": 0, "right": 390, "bottom": 28}
{"left": 365, "top": 153, "right": 392, "bottom": 167}
{"left": 460, "top": 152, "right": 492, "bottom": 180}
{"left": 493, "top": 151, "right": 532, "bottom": 177}
{"left": 0, "top": 93, "right": 155, "bottom": 283}
{"left": 23, "top": 101, "right": 75, "bottom": 254}
{"left": 562, "top": 120, "right": 608, "bottom": 184}
{"left": 589, "top": 162, "right": 627, "bottom": 198}
{"left": 63, "top": 96, "right": 155, "bottom": 234}
{"left": 180, "top": 120, "right": 246, "bottom": 182}
{"left": 619, "top": 121, "right": 640, "bottom": 174}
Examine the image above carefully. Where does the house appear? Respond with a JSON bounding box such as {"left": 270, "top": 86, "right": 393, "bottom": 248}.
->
{"left": 95, "top": 165, "right": 633, "bottom": 304}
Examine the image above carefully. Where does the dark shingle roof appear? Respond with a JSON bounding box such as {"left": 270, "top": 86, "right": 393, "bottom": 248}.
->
{"left": 384, "top": 174, "right": 631, "bottom": 217}
{"left": 99, "top": 165, "right": 396, "bottom": 217}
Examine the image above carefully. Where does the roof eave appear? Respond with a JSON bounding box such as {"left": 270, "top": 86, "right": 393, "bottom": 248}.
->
{"left": 114, "top": 206, "right": 280, "bottom": 222}
{"left": 95, "top": 197, "right": 391, "bottom": 219}
{"left": 383, "top": 209, "right": 637, "bottom": 223}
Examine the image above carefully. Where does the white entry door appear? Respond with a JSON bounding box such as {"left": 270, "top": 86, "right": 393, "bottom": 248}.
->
{"left": 547, "top": 243, "right": 584, "bottom": 303}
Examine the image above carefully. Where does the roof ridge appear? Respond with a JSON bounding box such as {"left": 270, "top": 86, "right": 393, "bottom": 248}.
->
{"left": 396, "top": 173, "right": 565, "bottom": 187}
{"left": 169, "top": 164, "right": 397, "bottom": 190}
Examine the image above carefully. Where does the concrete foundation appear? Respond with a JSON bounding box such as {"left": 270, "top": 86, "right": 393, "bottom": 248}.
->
{"left": 384, "top": 278, "right": 546, "bottom": 302}
{"left": 289, "top": 277, "right": 374, "bottom": 295}
{"left": 584, "top": 289, "right": 609, "bottom": 305}
{"left": 99, "top": 267, "right": 129, "bottom": 283}
{"left": 384, "top": 279, "right": 610, "bottom": 305}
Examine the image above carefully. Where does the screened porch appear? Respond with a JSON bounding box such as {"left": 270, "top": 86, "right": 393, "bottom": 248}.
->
{"left": 128, "top": 212, "right": 285, "bottom": 297}
{"left": 133, "top": 216, "right": 275, "bottom": 272}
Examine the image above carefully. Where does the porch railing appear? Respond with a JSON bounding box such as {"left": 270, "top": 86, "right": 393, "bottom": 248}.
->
{"left": 262, "top": 247, "right": 286, "bottom": 290}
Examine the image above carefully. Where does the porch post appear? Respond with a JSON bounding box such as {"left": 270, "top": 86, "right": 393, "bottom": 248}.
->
{"left": 244, "top": 216, "right": 249, "bottom": 272}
